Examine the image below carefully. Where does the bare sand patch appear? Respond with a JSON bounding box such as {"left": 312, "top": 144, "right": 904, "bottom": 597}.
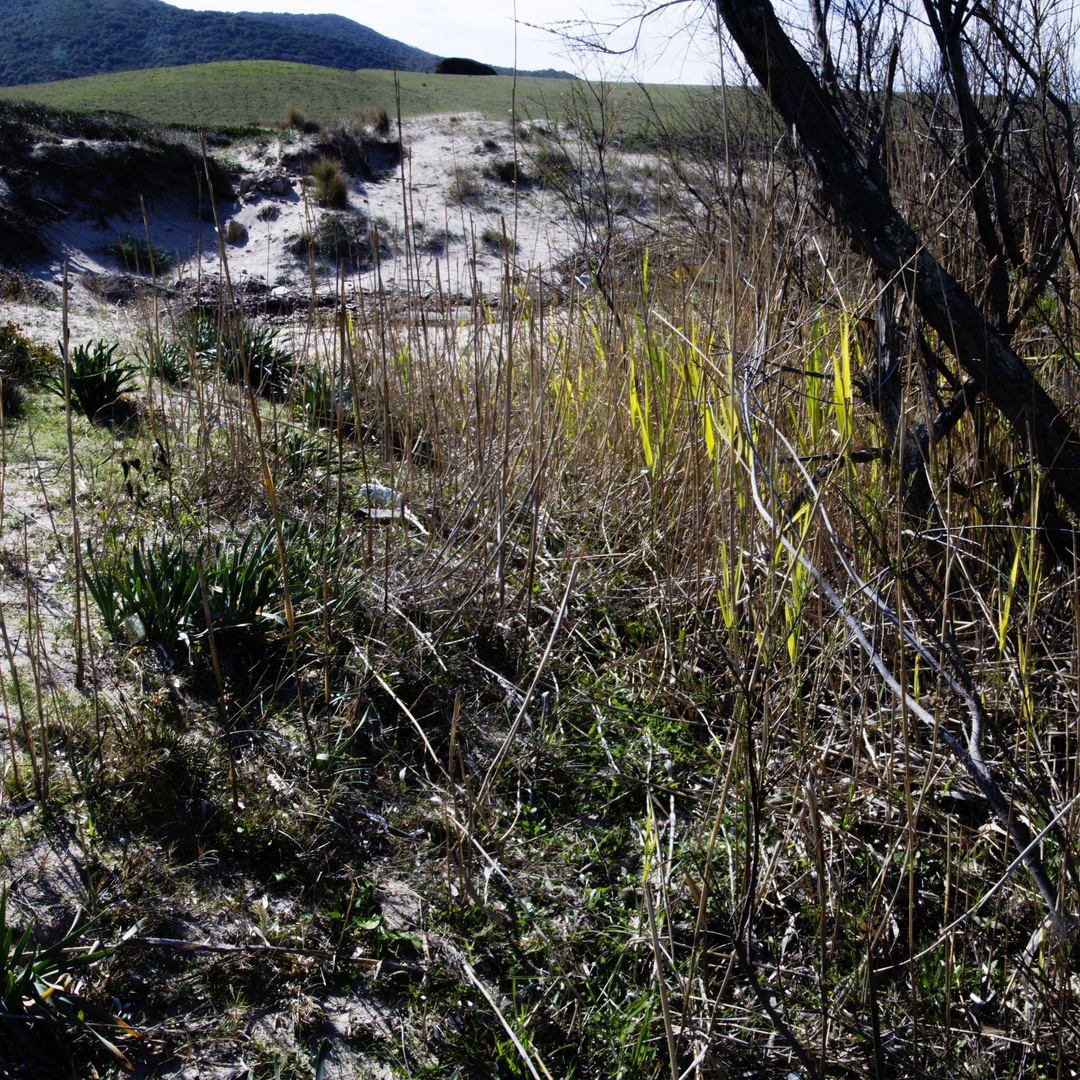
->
{"left": 2, "top": 113, "right": 602, "bottom": 350}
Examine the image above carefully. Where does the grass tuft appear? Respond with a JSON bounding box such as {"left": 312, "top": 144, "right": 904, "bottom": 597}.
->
{"left": 446, "top": 164, "right": 483, "bottom": 204}
{"left": 311, "top": 155, "right": 349, "bottom": 209}
{"left": 483, "top": 157, "right": 532, "bottom": 187}
{"left": 480, "top": 223, "right": 517, "bottom": 253}
{"left": 105, "top": 234, "right": 173, "bottom": 274}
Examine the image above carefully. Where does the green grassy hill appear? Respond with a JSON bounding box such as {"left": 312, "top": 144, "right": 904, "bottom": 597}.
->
{"left": 0, "top": 60, "right": 711, "bottom": 133}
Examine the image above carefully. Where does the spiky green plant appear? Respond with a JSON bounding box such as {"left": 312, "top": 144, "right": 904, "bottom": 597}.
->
{"left": 105, "top": 234, "right": 172, "bottom": 274}
{"left": 220, "top": 320, "right": 295, "bottom": 397}
{"left": 0, "top": 887, "right": 138, "bottom": 1069}
{"left": 46, "top": 339, "right": 138, "bottom": 419}
{"left": 86, "top": 526, "right": 292, "bottom": 658}
{"left": 203, "top": 526, "right": 284, "bottom": 640}
{"left": 293, "top": 365, "right": 352, "bottom": 431}
{"left": 85, "top": 535, "right": 201, "bottom": 645}
{"left": 141, "top": 314, "right": 294, "bottom": 395}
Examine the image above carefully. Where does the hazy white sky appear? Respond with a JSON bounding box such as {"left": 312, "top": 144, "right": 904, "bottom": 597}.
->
{"left": 165, "top": 0, "right": 720, "bottom": 84}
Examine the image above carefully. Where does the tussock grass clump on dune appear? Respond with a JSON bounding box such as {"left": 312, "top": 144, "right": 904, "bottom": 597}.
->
{"left": 479, "top": 223, "right": 517, "bottom": 253}
{"left": 105, "top": 233, "right": 173, "bottom": 274}
{"left": 281, "top": 101, "right": 318, "bottom": 132}
{"left": 283, "top": 101, "right": 305, "bottom": 129}
{"left": 287, "top": 210, "right": 381, "bottom": 268}
{"left": 311, "top": 155, "right": 349, "bottom": 209}
{"left": 368, "top": 102, "right": 391, "bottom": 136}
{"left": 341, "top": 103, "right": 391, "bottom": 138}
{"left": 482, "top": 156, "right": 533, "bottom": 187}
{"left": 528, "top": 145, "right": 574, "bottom": 188}
{"left": 445, "top": 163, "right": 483, "bottom": 204}
{"left": 314, "top": 127, "right": 401, "bottom": 181}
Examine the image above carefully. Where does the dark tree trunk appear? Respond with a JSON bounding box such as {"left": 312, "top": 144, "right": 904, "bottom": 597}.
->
{"left": 715, "top": 0, "right": 1080, "bottom": 520}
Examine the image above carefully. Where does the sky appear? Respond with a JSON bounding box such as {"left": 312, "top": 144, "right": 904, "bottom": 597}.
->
{"left": 164, "top": 0, "right": 721, "bottom": 84}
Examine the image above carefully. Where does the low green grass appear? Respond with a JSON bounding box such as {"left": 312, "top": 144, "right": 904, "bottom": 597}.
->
{"left": 0, "top": 60, "right": 715, "bottom": 137}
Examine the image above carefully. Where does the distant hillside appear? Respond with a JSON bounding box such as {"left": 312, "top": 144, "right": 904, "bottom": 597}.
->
{"left": 0, "top": 0, "right": 573, "bottom": 88}
{"left": 237, "top": 11, "right": 438, "bottom": 70}
{"left": 0, "top": 0, "right": 437, "bottom": 86}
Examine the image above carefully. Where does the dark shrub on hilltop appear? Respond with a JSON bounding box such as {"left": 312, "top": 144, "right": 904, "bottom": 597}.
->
{"left": 435, "top": 57, "right": 497, "bottom": 76}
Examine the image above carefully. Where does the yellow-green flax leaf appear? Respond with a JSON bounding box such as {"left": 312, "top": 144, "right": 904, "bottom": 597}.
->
{"left": 628, "top": 355, "right": 654, "bottom": 468}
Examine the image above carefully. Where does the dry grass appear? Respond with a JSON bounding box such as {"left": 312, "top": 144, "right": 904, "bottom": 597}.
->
{"left": 282, "top": 101, "right": 307, "bottom": 130}
{"left": 445, "top": 163, "right": 484, "bottom": 205}
{"left": 311, "top": 155, "right": 349, "bottom": 209}
{"left": 2, "top": 69, "right": 1080, "bottom": 1080}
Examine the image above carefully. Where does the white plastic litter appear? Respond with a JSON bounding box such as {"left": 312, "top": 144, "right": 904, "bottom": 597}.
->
{"left": 356, "top": 483, "right": 428, "bottom": 534}
{"left": 358, "top": 482, "right": 403, "bottom": 509}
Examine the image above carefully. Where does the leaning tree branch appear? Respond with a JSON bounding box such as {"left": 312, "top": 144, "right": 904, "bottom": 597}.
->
{"left": 715, "top": 0, "right": 1080, "bottom": 520}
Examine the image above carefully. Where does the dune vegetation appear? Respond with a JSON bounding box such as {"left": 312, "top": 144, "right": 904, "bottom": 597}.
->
{"left": 1, "top": 3, "right": 1080, "bottom": 1078}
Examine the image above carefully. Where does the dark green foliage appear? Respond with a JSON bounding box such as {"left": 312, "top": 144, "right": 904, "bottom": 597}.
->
{"left": 435, "top": 57, "right": 497, "bottom": 76}
{"left": 0, "top": 887, "right": 128, "bottom": 1069}
{"left": 140, "top": 312, "right": 218, "bottom": 385}
{"left": 144, "top": 338, "right": 192, "bottom": 387}
{"left": 0, "top": 320, "right": 57, "bottom": 378}
{"left": 203, "top": 526, "right": 285, "bottom": 639}
{"left": 293, "top": 364, "right": 352, "bottom": 431}
{"left": 288, "top": 212, "right": 381, "bottom": 269}
{"left": 85, "top": 526, "right": 284, "bottom": 655}
{"left": 220, "top": 320, "right": 295, "bottom": 397}
{"left": 85, "top": 535, "right": 201, "bottom": 645}
{"left": 105, "top": 234, "right": 172, "bottom": 274}
{"left": 243, "top": 11, "right": 436, "bottom": 71}
{"left": 272, "top": 429, "right": 324, "bottom": 478}
{"left": 141, "top": 314, "right": 294, "bottom": 396}
{"left": 0, "top": 0, "right": 438, "bottom": 87}
{"left": 531, "top": 147, "right": 576, "bottom": 188}
{"left": 46, "top": 339, "right": 137, "bottom": 419}
{"left": 0, "top": 320, "right": 56, "bottom": 415}
{"left": 483, "top": 157, "right": 533, "bottom": 186}
{"left": 480, "top": 224, "right": 517, "bottom": 252}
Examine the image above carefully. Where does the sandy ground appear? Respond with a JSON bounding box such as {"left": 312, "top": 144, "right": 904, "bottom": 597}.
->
{"left": 3, "top": 113, "right": 585, "bottom": 350}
